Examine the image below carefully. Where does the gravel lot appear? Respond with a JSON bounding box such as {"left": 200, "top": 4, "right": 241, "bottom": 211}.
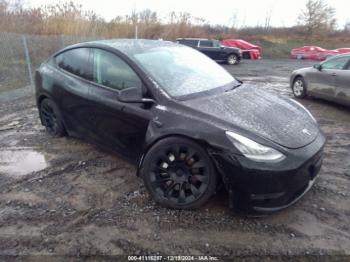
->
{"left": 0, "top": 59, "right": 349, "bottom": 260}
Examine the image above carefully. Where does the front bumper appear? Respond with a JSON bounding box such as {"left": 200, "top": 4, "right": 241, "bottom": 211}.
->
{"left": 211, "top": 132, "right": 325, "bottom": 214}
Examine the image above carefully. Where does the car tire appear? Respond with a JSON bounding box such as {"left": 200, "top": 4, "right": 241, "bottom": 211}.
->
{"left": 39, "top": 98, "right": 66, "bottom": 137}
{"left": 292, "top": 77, "right": 307, "bottom": 98}
{"left": 227, "top": 54, "right": 239, "bottom": 65}
{"left": 140, "top": 137, "right": 217, "bottom": 210}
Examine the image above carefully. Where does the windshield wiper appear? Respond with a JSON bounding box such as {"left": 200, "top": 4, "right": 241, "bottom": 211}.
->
{"left": 225, "top": 80, "right": 243, "bottom": 92}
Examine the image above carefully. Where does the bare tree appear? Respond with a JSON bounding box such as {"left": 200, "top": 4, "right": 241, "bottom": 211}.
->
{"left": 138, "top": 9, "right": 158, "bottom": 25}
{"left": 230, "top": 10, "right": 239, "bottom": 29}
{"left": 345, "top": 20, "right": 350, "bottom": 32}
{"left": 264, "top": 8, "right": 273, "bottom": 31}
{"left": 298, "top": 0, "right": 336, "bottom": 36}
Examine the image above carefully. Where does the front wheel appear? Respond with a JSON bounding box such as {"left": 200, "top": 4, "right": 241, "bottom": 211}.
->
{"left": 292, "top": 77, "right": 307, "bottom": 98}
{"left": 141, "top": 137, "right": 217, "bottom": 209}
{"left": 227, "top": 54, "right": 239, "bottom": 65}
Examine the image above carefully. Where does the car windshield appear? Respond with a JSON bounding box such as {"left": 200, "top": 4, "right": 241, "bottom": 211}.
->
{"left": 132, "top": 46, "right": 237, "bottom": 97}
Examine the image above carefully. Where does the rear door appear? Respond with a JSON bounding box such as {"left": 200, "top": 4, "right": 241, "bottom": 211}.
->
{"left": 87, "top": 48, "right": 151, "bottom": 160}
{"left": 198, "top": 40, "right": 225, "bottom": 60}
{"left": 198, "top": 40, "right": 214, "bottom": 58}
{"left": 54, "top": 48, "right": 95, "bottom": 137}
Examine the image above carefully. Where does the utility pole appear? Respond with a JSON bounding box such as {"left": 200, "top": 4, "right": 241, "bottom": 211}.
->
{"left": 133, "top": 1, "right": 138, "bottom": 39}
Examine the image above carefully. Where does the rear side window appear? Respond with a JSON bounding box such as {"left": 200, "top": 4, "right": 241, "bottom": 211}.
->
{"left": 92, "top": 49, "right": 142, "bottom": 91}
{"left": 56, "top": 48, "right": 92, "bottom": 80}
{"left": 178, "top": 40, "right": 198, "bottom": 47}
{"left": 212, "top": 40, "right": 221, "bottom": 47}
{"left": 199, "top": 41, "right": 213, "bottom": 47}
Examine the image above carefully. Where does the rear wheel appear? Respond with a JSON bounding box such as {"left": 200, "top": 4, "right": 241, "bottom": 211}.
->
{"left": 141, "top": 137, "right": 217, "bottom": 209}
{"left": 227, "top": 54, "right": 239, "bottom": 65}
{"left": 39, "top": 98, "right": 65, "bottom": 137}
{"left": 292, "top": 77, "right": 307, "bottom": 98}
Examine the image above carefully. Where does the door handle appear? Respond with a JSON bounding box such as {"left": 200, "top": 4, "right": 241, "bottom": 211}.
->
{"left": 331, "top": 73, "right": 337, "bottom": 76}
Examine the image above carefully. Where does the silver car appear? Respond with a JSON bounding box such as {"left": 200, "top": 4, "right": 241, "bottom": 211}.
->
{"left": 290, "top": 54, "right": 350, "bottom": 106}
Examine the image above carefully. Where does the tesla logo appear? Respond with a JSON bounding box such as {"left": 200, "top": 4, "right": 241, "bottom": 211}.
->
{"left": 302, "top": 129, "right": 311, "bottom": 136}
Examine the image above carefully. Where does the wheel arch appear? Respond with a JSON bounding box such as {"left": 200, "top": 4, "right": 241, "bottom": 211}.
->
{"left": 37, "top": 94, "right": 68, "bottom": 133}
{"left": 227, "top": 52, "right": 239, "bottom": 58}
{"left": 37, "top": 94, "right": 49, "bottom": 107}
{"left": 292, "top": 74, "right": 304, "bottom": 82}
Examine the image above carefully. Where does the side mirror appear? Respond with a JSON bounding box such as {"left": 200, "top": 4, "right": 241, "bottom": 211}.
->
{"left": 119, "top": 87, "right": 155, "bottom": 104}
{"left": 313, "top": 64, "right": 322, "bottom": 71}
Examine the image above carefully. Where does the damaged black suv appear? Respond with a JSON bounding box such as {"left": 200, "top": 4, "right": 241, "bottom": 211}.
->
{"left": 35, "top": 39, "right": 325, "bottom": 214}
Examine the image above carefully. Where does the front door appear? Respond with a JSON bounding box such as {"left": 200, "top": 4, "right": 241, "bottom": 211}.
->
{"left": 87, "top": 48, "right": 151, "bottom": 160}
{"left": 198, "top": 40, "right": 224, "bottom": 60}
{"left": 308, "top": 56, "right": 350, "bottom": 99}
{"left": 334, "top": 57, "right": 350, "bottom": 105}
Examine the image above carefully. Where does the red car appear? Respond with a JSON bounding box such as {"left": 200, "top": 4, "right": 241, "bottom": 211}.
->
{"left": 222, "top": 39, "right": 262, "bottom": 60}
{"left": 334, "top": 48, "right": 350, "bottom": 54}
{"left": 290, "top": 46, "right": 339, "bottom": 61}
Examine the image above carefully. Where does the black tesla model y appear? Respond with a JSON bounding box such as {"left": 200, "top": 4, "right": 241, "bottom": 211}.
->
{"left": 35, "top": 39, "right": 326, "bottom": 214}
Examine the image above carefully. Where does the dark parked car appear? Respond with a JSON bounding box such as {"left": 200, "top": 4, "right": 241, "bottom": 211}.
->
{"left": 35, "top": 39, "right": 325, "bottom": 213}
{"left": 291, "top": 54, "right": 350, "bottom": 106}
{"left": 176, "top": 38, "right": 242, "bottom": 65}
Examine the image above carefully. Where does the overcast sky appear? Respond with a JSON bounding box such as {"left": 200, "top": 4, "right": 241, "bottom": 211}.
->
{"left": 26, "top": 0, "right": 350, "bottom": 28}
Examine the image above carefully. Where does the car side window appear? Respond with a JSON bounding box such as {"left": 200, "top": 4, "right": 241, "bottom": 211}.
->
{"left": 344, "top": 58, "right": 350, "bottom": 70}
{"left": 212, "top": 40, "right": 221, "bottom": 48}
{"left": 199, "top": 41, "right": 213, "bottom": 47}
{"left": 322, "top": 57, "right": 349, "bottom": 70}
{"left": 178, "top": 40, "right": 198, "bottom": 47}
{"left": 55, "top": 48, "right": 92, "bottom": 80}
{"left": 92, "top": 49, "right": 142, "bottom": 91}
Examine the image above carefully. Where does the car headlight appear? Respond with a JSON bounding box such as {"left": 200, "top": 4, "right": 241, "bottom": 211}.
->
{"left": 289, "top": 99, "right": 317, "bottom": 123}
{"left": 225, "top": 131, "right": 285, "bottom": 162}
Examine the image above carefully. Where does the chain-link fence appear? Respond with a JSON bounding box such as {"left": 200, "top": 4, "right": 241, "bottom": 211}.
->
{"left": 0, "top": 32, "right": 101, "bottom": 93}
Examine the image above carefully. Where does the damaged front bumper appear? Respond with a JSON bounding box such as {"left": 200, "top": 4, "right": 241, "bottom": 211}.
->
{"left": 210, "top": 132, "right": 326, "bottom": 214}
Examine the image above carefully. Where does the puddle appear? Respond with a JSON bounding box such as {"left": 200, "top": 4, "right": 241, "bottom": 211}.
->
{"left": 0, "top": 148, "right": 48, "bottom": 177}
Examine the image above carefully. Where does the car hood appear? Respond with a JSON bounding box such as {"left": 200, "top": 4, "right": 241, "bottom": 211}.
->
{"left": 181, "top": 85, "right": 319, "bottom": 149}
{"left": 293, "top": 67, "right": 313, "bottom": 74}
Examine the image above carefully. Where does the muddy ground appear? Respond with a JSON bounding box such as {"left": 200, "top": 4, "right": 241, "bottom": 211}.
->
{"left": 0, "top": 59, "right": 349, "bottom": 260}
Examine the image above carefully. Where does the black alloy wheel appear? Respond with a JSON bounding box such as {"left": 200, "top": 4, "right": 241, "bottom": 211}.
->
{"left": 40, "top": 98, "right": 65, "bottom": 137}
{"left": 141, "top": 137, "right": 217, "bottom": 209}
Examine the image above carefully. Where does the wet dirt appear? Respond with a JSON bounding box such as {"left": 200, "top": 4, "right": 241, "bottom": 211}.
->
{"left": 0, "top": 59, "right": 349, "bottom": 259}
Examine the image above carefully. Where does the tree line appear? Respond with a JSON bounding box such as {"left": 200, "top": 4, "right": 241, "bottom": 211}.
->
{"left": 0, "top": 0, "right": 348, "bottom": 39}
